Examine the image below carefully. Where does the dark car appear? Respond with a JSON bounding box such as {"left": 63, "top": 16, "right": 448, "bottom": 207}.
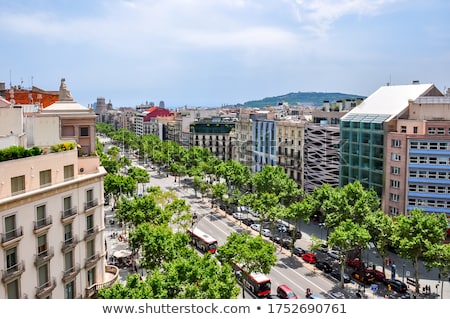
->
{"left": 351, "top": 271, "right": 375, "bottom": 284}
{"left": 315, "top": 261, "right": 333, "bottom": 273}
{"left": 280, "top": 238, "right": 293, "bottom": 249}
{"left": 330, "top": 271, "right": 351, "bottom": 283}
{"left": 385, "top": 279, "right": 407, "bottom": 293}
{"left": 241, "top": 218, "right": 254, "bottom": 226}
{"left": 366, "top": 269, "right": 386, "bottom": 282}
{"left": 293, "top": 247, "right": 306, "bottom": 257}
{"left": 346, "top": 258, "right": 365, "bottom": 270}
{"left": 266, "top": 294, "right": 281, "bottom": 299}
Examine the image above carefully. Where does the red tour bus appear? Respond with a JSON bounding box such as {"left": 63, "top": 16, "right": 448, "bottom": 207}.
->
{"left": 187, "top": 228, "right": 218, "bottom": 253}
{"left": 232, "top": 263, "right": 272, "bottom": 298}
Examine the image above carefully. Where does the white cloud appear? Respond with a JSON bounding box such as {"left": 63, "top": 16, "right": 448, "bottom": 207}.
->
{"left": 290, "top": 0, "right": 404, "bottom": 36}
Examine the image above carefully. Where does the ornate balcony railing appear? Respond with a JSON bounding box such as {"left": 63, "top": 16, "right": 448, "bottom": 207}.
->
{"left": 61, "top": 235, "right": 79, "bottom": 253}
{"left": 34, "top": 247, "right": 55, "bottom": 266}
{"left": 61, "top": 207, "right": 78, "bottom": 222}
{"left": 35, "top": 277, "right": 56, "bottom": 299}
{"left": 2, "top": 261, "right": 25, "bottom": 283}
{"left": 0, "top": 227, "right": 23, "bottom": 246}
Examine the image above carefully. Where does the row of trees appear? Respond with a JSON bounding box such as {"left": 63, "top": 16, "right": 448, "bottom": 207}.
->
{"left": 96, "top": 123, "right": 450, "bottom": 296}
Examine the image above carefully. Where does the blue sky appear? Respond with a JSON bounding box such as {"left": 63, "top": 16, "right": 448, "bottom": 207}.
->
{"left": 1, "top": 0, "right": 449, "bottom": 108}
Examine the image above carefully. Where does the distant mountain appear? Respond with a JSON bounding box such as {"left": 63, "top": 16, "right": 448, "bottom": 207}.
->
{"left": 241, "top": 91, "right": 366, "bottom": 108}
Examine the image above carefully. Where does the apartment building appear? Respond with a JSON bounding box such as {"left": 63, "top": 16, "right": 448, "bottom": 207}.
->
{"left": 339, "top": 83, "right": 441, "bottom": 197}
{"left": 189, "top": 117, "right": 235, "bottom": 161}
{"left": 276, "top": 120, "right": 304, "bottom": 187}
{"left": 384, "top": 94, "right": 450, "bottom": 226}
{"left": 0, "top": 79, "right": 116, "bottom": 299}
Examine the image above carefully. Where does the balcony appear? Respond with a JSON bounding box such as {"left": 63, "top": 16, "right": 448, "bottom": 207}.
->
{"left": 61, "top": 207, "right": 78, "bottom": 223}
{"left": 61, "top": 235, "right": 79, "bottom": 253}
{"left": 84, "top": 199, "right": 98, "bottom": 212}
{"left": 85, "top": 264, "right": 119, "bottom": 299}
{"left": 85, "top": 252, "right": 101, "bottom": 269}
{"left": 84, "top": 226, "right": 100, "bottom": 241}
{"left": 1, "top": 227, "right": 23, "bottom": 247}
{"left": 34, "top": 247, "right": 55, "bottom": 267}
{"left": 1, "top": 261, "right": 25, "bottom": 283}
{"left": 62, "top": 263, "right": 81, "bottom": 283}
{"left": 33, "top": 216, "right": 53, "bottom": 234}
{"left": 35, "top": 277, "right": 56, "bottom": 299}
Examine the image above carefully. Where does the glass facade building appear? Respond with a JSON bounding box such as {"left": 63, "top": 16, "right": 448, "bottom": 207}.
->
{"left": 339, "top": 113, "right": 391, "bottom": 196}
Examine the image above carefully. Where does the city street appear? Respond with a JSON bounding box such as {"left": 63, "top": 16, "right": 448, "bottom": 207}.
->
{"left": 101, "top": 146, "right": 450, "bottom": 299}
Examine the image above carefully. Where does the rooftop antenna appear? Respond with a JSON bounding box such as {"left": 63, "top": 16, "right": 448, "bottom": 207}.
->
{"left": 9, "top": 69, "right": 12, "bottom": 87}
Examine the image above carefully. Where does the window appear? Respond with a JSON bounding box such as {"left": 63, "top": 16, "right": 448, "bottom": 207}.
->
{"left": 391, "top": 167, "right": 400, "bottom": 175}
{"left": 64, "top": 251, "right": 74, "bottom": 272}
{"left": 38, "top": 264, "right": 49, "bottom": 288}
{"left": 63, "top": 196, "right": 72, "bottom": 212}
{"left": 37, "top": 234, "right": 47, "bottom": 255}
{"left": 400, "top": 126, "right": 406, "bottom": 133}
{"left": 86, "top": 189, "right": 94, "bottom": 204}
{"left": 390, "top": 193, "right": 400, "bottom": 202}
{"left": 389, "top": 207, "right": 399, "bottom": 215}
{"left": 64, "top": 224, "right": 73, "bottom": 243}
{"left": 391, "top": 139, "right": 401, "bottom": 148}
{"left": 36, "top": 204, "right": 47, "bottom": 229}
{"left": 86, "top": 239, "right": 95, "bottom": 259}
{"left": 391, "top": 153, "right": 401, "bottom": 161}
{"left": 64, "top": 165, "right": 74, "bottom": 180}
{"left": 80, "top": 127, "right": 89, "bottom": 136}
{"left": 86, "top": 215, "right": 94, "bottom": 232}
{"left": 6, "top": 279, "right": 20, "bottom": 299}
{"left": 65, "top": 281, "right": 75, "bottom": 299}
{"left": 6, "top": 247, "right": 18, "bottom": 271}
{"left": 62, "top": 126, "right": 74, "bottom": 137}
{"left": 437, "top": 128, "right": 445, "bottom": 135}
{"left": 427, "top": 127, "right": 436, "bottom": 135}
{"left": 390, "top": 180, "right": 400, "bottom": 188}
{"left": 39, "top": 169, "right": 51, "bottom": 187}
{"left": 11, "top": 175, "right": 25, "bottom": 195}
{"left": 87, "top": 267, "right": 96, "bottom": 287}
{"left": 4, "top": 215, "right": 17, "bottom": 241}
{"left": 413, "top": 126, "right": 418, "bottom": 134}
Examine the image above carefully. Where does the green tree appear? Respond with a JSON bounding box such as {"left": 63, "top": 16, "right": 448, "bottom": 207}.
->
{"left": 423, "top": 243, "right": 450, "bottom": 299}
{"left": 327, "top": 220, "right": 371, "bottom": 288}
{"left": 216, "top": 232, "right": 276, "bottom": 298}
{"left": 391, "top": 208, "right": 448, "bottom": 293}
{"left": 363, "top": 210, "right": 394, "bottom": 276}
{"left": 284, "top": 195, "right": 314, "bottom": 255}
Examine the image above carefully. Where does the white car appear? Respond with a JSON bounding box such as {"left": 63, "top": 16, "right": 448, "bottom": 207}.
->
{"left": 232, "top": 212, "right": 245, "bottom": 220}
{"left": 261, "top": 228, "right": 273, "bottom": 238}
{"left": 250, "top": 224, "right": 261, "bottom": 232}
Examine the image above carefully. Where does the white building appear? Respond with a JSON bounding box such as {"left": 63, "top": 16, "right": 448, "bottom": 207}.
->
{"left": 0, "top": 79, "right": 117, "bottom": 299}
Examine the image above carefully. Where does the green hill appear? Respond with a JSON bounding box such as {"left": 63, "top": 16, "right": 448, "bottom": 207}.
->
{"left": 241, "top": 91, "right": 366, "bottom": 108}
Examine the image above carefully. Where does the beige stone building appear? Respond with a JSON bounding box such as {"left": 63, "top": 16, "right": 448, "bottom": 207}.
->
{"left": 0, "top": 79, "right": 116, "bottom": 299}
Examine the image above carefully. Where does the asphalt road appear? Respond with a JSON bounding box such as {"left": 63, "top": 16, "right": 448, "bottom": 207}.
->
{"left": 102, "top": 149, "right": 450, "bottom": 300}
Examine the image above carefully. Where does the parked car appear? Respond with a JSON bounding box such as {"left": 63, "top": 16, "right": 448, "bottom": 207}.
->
{"left": 385, "top": 279, "right": 407, "bottom": 293}
{"left": 280, "top": 238, "right": 293, "bottom": 249}
{"left": 330, "top": 271, "right": 351, "bottom": 283}
{"left": 351, "top": 271, "right": 375, "bottom": 284}
{"left": 365, "top": 269, "right": 386, "bottom": 282}
{"left": 261, "top": 228, "right": 273, "bottom": 238}
{"left": 277, "top": 224, "right": 289, "bottom": 233}
{"left": 232, "top": 212, "right": 246, "bottom": 220}
{"left": 346, "top": 258, "right": 365, "bottom": 270}
{"left": 276, "top": 284, "right": 298, "bottom": 299}
{"left": 327, "top": 249, "right": 342, "bottom": 260}
{"left": 315, "top": 261, "right": 333, "bottom": 273}
{"left": 293, "top": 247, "right": 306, "bottom": 257}
{"left": 266, "top": 294, "right": 281, "bottom": 299}
{"left": 250, "top": 224, "right": 261, "bottom": 232}
{"left": 241, "top": 218, "right": 254, "bottom": 226}
{"left": 301, "top": 253, "right": 318, "bottom": 264}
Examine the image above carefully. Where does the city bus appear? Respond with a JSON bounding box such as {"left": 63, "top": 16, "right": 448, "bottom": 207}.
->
{"left": 232, "top": 263, "right": 272, "bottom": 298}
{"left": 187, "top": 228, "right": 218, "bottom": 253}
